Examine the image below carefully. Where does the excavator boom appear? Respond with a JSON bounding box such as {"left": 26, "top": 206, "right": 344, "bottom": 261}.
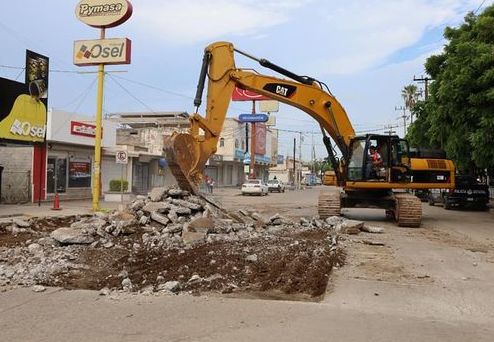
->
{"left": 164, "top": 41, "right": 356, "bottom": 192}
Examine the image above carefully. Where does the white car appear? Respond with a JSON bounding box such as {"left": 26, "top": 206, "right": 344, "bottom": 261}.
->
{"left": 267, "top": 179, "right": 285, "bottom": 192}
{"left": 241, "top": 179, "right": 269, "bottom": 196}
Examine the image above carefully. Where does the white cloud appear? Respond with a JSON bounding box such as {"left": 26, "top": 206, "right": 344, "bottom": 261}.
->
{"left": 314, "top": 0, "right": 479, "bottom": 74}
{"left": 135, "top": 0, "right": 481, "bottom": 75}
{"left": 134, "top": 0, "right": 313, "bottom": 44}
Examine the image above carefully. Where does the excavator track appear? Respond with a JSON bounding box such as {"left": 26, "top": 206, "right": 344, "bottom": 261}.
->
{"left": 394, "top": 193, "right": 422, "bottom": 227}
{"left": 318, "top": 190, "right": 341, "bottom": 219}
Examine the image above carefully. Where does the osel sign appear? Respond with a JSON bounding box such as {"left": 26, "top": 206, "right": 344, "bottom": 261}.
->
{"left": 74, "top": 38, "right": 131, "bottom": 66}
{"left": 75, "top": 0, "right": 133, "bottom": 28}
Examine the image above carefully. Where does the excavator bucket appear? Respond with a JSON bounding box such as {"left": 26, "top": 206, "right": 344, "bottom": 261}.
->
{"left": 163, "top": 133, "right": 203, "bottom": 195}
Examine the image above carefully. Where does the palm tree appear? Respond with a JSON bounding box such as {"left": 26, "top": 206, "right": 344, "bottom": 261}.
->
{"left": 401, "top": 84, "right": 419, "bottom": 123}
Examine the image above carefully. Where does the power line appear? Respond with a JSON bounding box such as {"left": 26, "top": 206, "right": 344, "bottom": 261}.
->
{"left": 474, "top": 0, "right": 488, "bottom": 14}
{"left": 107, "top": 74, "right": 157, "bottom": 114}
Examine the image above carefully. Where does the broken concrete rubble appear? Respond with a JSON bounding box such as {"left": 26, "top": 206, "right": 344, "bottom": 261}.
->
{"left": 0, "top": 186, "right": 355, "bottom": 297}
{"left": 50, "top": 227, "right": 95, "bottom": 245}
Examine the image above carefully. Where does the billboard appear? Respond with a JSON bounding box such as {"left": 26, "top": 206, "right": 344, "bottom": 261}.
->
{"left": 232, "top": 86, "right": 271, "bottom": 101}
{"left": 255, "top": 123, "right": 266, "bottom": 155}
{"left": 75, "top": 0, "right": 133, "bottom": 28}
{"left": 74, "top": 38, "right": 131, "bottom": 66}
{"left": 0, "top": 50, "right": 48, "bottom": 143}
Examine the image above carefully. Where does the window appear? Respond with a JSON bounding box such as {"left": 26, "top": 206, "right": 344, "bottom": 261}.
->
{"left": 219, "top": 138, "right": 225, "bottom": 147}
{"left": 347, "top": 139, "right": 366, "bottom": 180}
{"left": 68, "top": 161, "right": 91, "bottom": 188}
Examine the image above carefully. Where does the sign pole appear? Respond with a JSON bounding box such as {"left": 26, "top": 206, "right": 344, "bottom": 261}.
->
{"left": 92, "top": 28, "right": 106, "bottom": 211}
{"left": 249, "top": 100, "right": 256, "bottom": 179}
{"left": 120, "top": 163, "right": 124, "bottom": 204}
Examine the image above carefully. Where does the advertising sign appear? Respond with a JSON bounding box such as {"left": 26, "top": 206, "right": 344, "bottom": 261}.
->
{"left": 0, "top": 50, "right": 49, "bottom": 143}
{"left": 255, "top": 123, "right": 267, "bottom": 155}
{"left": 75, "top": 0, "right": 133, "bottom": 28}
{"left": 74, "top": 38, "right": 131, "bottom": 66}
{"left": 26, "top": 50, "right": 49, "bottom": 100}
{"left": 70, "top": 121, "right": 98, "bottom": 137}
{"left": 69, "top": 160, "right": 92, "bottom": 188}
{"left": 232, "top": 86, "right": 270, "bottom": 101}
{"left": 238, "top": 113, "right": 269, "bottom": 123}
{"left": 259, "top": 100, "right": 279, "bottom": 113}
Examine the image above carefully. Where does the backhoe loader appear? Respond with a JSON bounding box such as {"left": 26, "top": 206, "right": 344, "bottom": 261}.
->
{"left": 164, "top": 42, "right": 455, "bottom": 227}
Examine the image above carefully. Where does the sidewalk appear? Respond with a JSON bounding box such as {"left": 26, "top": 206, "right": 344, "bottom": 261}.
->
{"left": 0, "top": 199, "right": 121, "bottom": 222}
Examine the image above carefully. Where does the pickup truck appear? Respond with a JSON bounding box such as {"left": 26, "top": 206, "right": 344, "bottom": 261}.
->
{"left": 429, "top": 175, "right": 490, "bottom": 210}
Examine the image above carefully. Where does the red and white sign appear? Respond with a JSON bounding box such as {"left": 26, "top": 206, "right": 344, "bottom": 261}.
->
{"left": 232, "top": 86, "right": 270, "bottom": 101}
{"left": 75, "top": 0, "right": 133, "bottom": 28}
{"left": 70, "top": 121, "right": 97, "bottom": 137}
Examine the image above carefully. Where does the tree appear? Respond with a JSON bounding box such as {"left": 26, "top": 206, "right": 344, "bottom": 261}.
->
{"left": 407, "top": 5, "right": 494, "bottom": 174}
{"left": 401, "top": 84, "right": 419, "bottom": 112}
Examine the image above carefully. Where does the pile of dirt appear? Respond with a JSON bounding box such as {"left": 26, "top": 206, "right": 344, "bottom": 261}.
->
{"left": 0, "top": 187, "right": 346, "bottom": 300}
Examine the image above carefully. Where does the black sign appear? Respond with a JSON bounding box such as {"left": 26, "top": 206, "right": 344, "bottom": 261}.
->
{"left": 262, "top": 83, "right": 296, "bottom": 98}
{"left": 25, "top": 50, "right": 49, "bottom": 104}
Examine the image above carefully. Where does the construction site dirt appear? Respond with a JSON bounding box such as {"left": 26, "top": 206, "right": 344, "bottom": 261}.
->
{"left": 42, "top": 228, "right": 343, "bottom": 300}
{"left": 0, "top": 189, "right": 345, "bottom": 301}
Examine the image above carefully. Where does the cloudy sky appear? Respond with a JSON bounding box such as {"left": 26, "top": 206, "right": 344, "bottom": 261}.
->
{"left": 0, "top": 0, "right": 490, "bottom": 159}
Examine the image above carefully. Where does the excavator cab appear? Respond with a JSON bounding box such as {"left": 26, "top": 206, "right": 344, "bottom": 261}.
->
{"left": 347, "top": 135, "right": 411, "bottom": 183}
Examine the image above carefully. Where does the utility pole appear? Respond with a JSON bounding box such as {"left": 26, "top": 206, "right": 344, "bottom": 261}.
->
{"left": 395, "top": 106, "right": 407, "bottom": 137}
{"left": 311, "top": 132, "right": 315, "bottom": 173}
{"left": 292, "top": 137, "right": 296, "bottom": 186}
{"left": 413, "top": 75, "right": 431, "bottom": 100}
{"left": 384, "top": 124, "right": 397, "bottom": 136}
{"left": 249, "top": 100, "right": 256, "bottom": 179}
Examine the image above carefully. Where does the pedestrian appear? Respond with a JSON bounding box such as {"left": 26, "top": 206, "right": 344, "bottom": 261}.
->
{"left": 209, "top": 178, "right": 215, "bottom": 194}
{"left": 204, "top": 176, "right": 210, "bottom": 193}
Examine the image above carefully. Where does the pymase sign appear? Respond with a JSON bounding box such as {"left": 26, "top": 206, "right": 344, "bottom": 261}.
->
{"left": 74, "top": 38, "right": 131, "bottom": 66}
{"left": 75, "top": 0, "right": 133, "bottom": 28}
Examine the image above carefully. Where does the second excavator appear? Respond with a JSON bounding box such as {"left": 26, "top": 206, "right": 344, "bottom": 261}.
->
{"left": 164, "top": 42, "right": 455, "bottom": 227}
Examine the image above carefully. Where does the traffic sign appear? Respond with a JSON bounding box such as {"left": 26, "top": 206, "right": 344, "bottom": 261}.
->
{"left": 116, "top": 150, "right": 128, "bottom": 164}
{"left": 238, "top": 113, "right": 269, "bottom": 123}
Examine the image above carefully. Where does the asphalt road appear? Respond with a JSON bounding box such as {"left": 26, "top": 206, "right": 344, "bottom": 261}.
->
{"left": 1, "top": 186, "right": 493, "bottom": 341}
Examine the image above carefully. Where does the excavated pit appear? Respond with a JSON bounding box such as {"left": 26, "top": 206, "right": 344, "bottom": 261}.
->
{"left": 0, "top": 188, "right": 345, "bottom": 301}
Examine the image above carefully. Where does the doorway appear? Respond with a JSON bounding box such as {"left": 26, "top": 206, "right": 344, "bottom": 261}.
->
{"left": 132, "top": 162, "right": 149, "bottom": 194}
{"left": 47, "top": 157, "right": 67, "bottom": 193}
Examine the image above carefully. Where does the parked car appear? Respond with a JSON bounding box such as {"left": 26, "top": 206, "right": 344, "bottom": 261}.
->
{"left": 414, "top": 189, "right": 430, "bottom": 202}
{"left": 267, "top": 179, "right": 285, "bottom": 192}
{"left": 429, "top": 175, "right": 490, "bottom": 210}
{"left": 241, "top": 179, "right": 269, "bottom": 196}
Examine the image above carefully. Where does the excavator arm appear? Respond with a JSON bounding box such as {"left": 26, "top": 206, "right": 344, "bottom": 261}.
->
{"left": 164, "top": 41, "right": 355, "bottom": 193}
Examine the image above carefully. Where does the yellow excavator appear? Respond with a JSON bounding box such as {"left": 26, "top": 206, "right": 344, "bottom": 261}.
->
{"left": 164, "top": 42, "right": 455, "bottom": 227}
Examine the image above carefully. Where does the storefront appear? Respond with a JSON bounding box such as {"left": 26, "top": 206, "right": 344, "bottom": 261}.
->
{"left": 43, "top": 109, "right": 117, "bottom": 201}
{"left": 0, "top": 51, "right": 49, "bottom": 204}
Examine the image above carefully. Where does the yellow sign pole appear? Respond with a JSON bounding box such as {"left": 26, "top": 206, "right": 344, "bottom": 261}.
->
{"left": 92, "top": 28, "right": 106, "bottom": 211}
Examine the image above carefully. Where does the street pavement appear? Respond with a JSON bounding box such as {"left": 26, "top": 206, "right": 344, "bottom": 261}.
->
{"left": 1, "top": 187, "right": 493, "bottom": 341}
{"left": 0, "top": 199, "right": 120, "bottom": 222}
